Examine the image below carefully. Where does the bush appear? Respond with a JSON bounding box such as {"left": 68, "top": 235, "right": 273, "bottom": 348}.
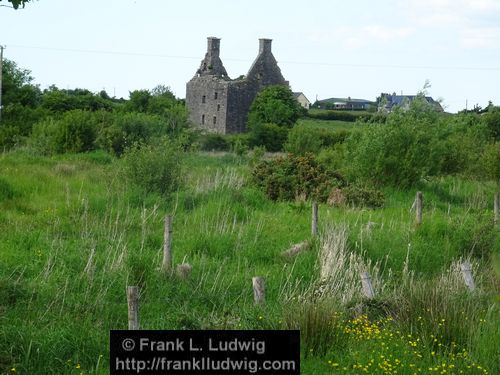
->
{"left": 121, "top": 138, "right": 183, "bottom": 196}
{"left": 285, "top": 124, "right": 350, "bottom": 155}
{"left": 317, "top": 144, "right": 346, "bottom": 172}
{"left": 252, "top": 153, "right": 346, "bottom": 201}
{"left": 29, "top": 118, "right": 59, "bottom": 155}
{"left": 30, "top": 110, "right": 98, "bottom": 154}
{"left": 481, "top": 142, "right": 500, "bottom": 184}
{"left": 344, "top": 122, "right": 433, "bottom": 188}
{"left": 342, "top": 98, "right": 477, "bottom": 188}
{"left": 428, "top": 116, "right": 488, "bottom": 177}
{"left": 96, "top": 112, "right": 163, "bottom": 155}
{"left": 199, "top": 133, "right": 230, "bottom": 152}
{"left": 285, "top": 124, "right": 323, "bottom": 155}
{"left": 249, "top": 123, "right": 289, "bottom": 152}
{"left": 0, "top": 125, "right": 24, "bottom": 150}
{"left": 342, "top": 185, "right": 385, "bottom": 208}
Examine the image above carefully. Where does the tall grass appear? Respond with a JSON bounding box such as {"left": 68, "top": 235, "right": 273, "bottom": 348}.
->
{"left": 0, "top": 150, "right": 498, "bottom": 374}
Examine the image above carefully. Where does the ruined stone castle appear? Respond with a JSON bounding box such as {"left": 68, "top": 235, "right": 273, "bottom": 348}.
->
{"left": 186, "top": 37, "right": 288, "bottom": 134}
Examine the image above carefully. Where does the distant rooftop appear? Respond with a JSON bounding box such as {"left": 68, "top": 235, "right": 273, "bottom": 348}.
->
{"left": 318, "top": 97, "right": 375, "bottom": 104}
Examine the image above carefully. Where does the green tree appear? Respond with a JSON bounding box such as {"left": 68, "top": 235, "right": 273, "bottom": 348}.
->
{"left": 0, "top": 59, "right": 45, "bottom": 148}
{"left": 1, "top": 58, "right": 41, "bottom": 107}
{"left": 125, "top": 86, "right": 188, "bottom": 135}
{"left": 247, "top": 85, "right": 302, "bottom": 151}
{"left": 248, "top": 85, "right": 302, "bottom": 128}
{"left": 41, "top": 87, "right": 113, "bottom": 113}
{"left": 0, "top": 0, "right": 32, "bottom": 9}
{"left": 483, "top": 106, "right": 500, "bottom": 140}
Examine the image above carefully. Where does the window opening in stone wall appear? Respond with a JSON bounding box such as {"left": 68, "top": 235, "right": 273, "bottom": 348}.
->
{"left": 217, "top": 104, "right": 220, "bottom": 111}
{"left": 202, "top": 95, "right": 206, "bottom": 103}
{"left": 213, "top": 116, "right": 217, "bottom": 125}
{"left": 201, "top": 114, "right": 205, "bottom": 124}
{"left": 214, "top": 92, "right": 218, "bottom": 99}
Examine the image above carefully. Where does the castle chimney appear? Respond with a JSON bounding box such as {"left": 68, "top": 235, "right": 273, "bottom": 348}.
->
{"left": 259, "top": 38, "right": 272, "bottom": 54}
{"left": 207, "top": 37, "right": 221, "bottom": 57}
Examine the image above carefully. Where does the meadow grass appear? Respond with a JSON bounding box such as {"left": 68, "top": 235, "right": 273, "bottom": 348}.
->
{"left": 296, "top": 118, "right": 358, "bottom": 131}
{"left": 0, "top": 149, "right": 498, "bottom": 374}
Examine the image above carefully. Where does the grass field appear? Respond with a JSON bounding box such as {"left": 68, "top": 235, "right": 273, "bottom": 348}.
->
{"left": 0, "top": 150, "right": 498, "bottom": 374}
{"left": 296, "top": 118, "right": 358, "bottom": 131}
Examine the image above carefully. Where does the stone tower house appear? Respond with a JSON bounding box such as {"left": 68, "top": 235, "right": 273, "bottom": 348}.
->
{"left": 186, "top": 37, "right": 288, "bottom": 134}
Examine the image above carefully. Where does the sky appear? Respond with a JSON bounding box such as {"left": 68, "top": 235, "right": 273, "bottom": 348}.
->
{"left": 1, "top": 0, "right": 500, "bottom": 113}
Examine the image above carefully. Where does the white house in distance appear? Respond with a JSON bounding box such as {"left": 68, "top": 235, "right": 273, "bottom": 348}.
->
{"left": 293, "top": 92, "right": 311, "bottom": 109}
{"left": 315, "top": 97, "right": 375, "bottom": 110}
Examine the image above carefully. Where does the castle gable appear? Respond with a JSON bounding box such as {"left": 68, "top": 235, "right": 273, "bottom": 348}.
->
{"left": 195, "top": 37, "right": 228, "bottom": 78}
{"left": 247, "top": 39, "right": 287, "bottom": 86}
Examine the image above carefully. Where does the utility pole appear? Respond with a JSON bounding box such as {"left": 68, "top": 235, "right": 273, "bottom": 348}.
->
{"left": 0, "top": 45, "right": 5, "bottom": 122}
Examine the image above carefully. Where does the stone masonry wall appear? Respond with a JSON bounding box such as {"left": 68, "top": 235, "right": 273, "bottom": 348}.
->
{"left": 186, "top": 76, "right": 229, "bottom": 134}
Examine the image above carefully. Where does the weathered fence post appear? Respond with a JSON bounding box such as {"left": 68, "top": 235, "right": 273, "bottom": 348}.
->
{"left": 252, "top": 277, "right": 265, "bottom": 305}
{"left": 460, "top": 261, "right": 475, "bottom": 291}
{"left": 176, "top": 263, "right": 192, "bottom": 280}
{"left": 127, "top": 286, "right": 139, "bottom": 330}
{"left": 360, "top": 272, "right": 375, "bottom": 299}
{"left": 162, "top": 215, "right": 173, "bottom": 271}
{"left": 415, "top": 191, "right": 423, "bottom": 225}
{"left": 312, "top": 202, "right": 318, "bottom": 237}
{"left": 494, "top": 193, "right": 499, "bottom": 225}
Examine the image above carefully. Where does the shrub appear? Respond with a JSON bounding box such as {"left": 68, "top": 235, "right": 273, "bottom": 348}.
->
{"left": 96, "top": 112, "right": 163, "bottom": 155}
{"left": 285, "top": 124, "right": 323, "bottom": 155}
{"left": 121, "top": 138, "right": 183, "bottom": 196}
{"left": 428, "top": 116, "right": 488, "bottom": 177}
{"left": 481, "top": 142, "right": 500, "bottom": 184}
{"left": 342, "top": 185, "right": 385, "bottom": 208}
{"left": 227, "top": 134, "right": 251, "bottom": 156}
{"left": 285, "top": 124, "right": 350, "bottom": 155}
{"left": 199, "top": 133, "right": 230, "bottom": 152}
{"left": 0, "top": 125, "right": 23, "bottom": 150}
{"left": 252, "top": 153, "right": 346, "bottom": 201}
{"left": 249, "top": 123, "right": 289, "bottom": 152}
{"left": 344, "top": 122, "right": 432, "bottom": 188}
{"left": 317, "top": 144, "right": 346, "bottom": 172}
{"left": 343, "top": 98, "right": 461, "bottom": 188}
{"left": 29, "top": 118, "right": 59, "bottom": 155}
{"left": 30, "top": 110, "right": 98, "bottom": 154}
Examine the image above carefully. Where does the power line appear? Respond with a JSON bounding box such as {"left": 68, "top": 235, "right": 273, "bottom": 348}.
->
{"left": 7, "top": 44, "right": 500, "bottom": 72}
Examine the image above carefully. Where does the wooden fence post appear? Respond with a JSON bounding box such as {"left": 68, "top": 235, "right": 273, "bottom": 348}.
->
{"left": 415, "top": 192, "right": 423, "bottom": 225}
{"left": 360, "top": 272, "right": 375, "bottom": 299}
{"left": 162, "top": 215, "right": 173, "bottom": 271}
{"left": 460, "top": 262, "right": 475, "bottom": 291}
{"left": 176, "top": 263, "right": 192, "bottom": 279}
{"left": 127, "top": 286, "right": 139, "bottom": 330}
{"left": 494, "top": 193, "right": 499, "bottom": 225}
{"left": 312, "top": 202, "right": 318, "bottom": 237}
{"left": 252, "top": 277, "right": 265, "bottom": 305}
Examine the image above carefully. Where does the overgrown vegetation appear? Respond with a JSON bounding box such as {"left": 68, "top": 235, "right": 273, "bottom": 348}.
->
{"left": 0, "top": 59, "right": 499, "bottom": 374}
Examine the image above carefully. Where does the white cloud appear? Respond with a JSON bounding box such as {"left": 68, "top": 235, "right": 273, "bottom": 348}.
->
{"left": 461, "top": 27, "right": 500, "bottom": 48}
